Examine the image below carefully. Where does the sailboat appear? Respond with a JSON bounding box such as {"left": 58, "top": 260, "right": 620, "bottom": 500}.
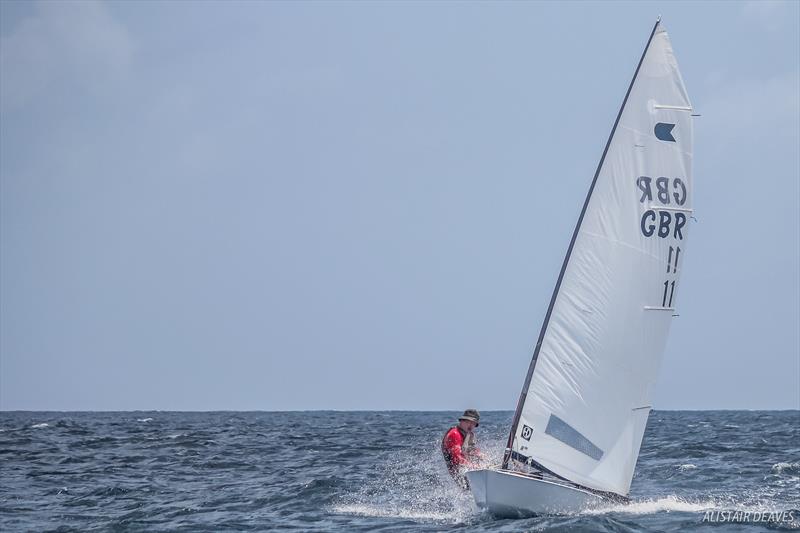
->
{"left": 466, "top": 19, "right": 694, "bottom": 516}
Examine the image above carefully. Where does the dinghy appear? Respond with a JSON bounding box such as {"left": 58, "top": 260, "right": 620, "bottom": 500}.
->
{"left": 466, "top": 18, "right": 694, "bottom": 517}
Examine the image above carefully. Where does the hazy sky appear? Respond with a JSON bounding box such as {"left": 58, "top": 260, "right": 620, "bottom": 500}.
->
{"left": 1, "top": 1, "right": 798, "bottom": 411}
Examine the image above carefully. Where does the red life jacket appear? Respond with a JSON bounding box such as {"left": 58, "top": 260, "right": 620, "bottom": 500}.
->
{"left": 441, "top": 426, "right": 470, "bottom": 471}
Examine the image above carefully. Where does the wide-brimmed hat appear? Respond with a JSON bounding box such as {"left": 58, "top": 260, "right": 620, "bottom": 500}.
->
{"left": 459, "top": 409, "right": 480, "bottom": 427}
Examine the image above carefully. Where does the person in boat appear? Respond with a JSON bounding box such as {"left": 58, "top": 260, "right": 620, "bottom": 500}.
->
{"left": 441, "top": 409, "right": 483, "bottom": 489}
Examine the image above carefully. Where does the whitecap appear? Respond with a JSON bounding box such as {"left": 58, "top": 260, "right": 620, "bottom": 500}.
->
{"left": 679, "top": 464, "right": 697, "bottom": 471}
{"left": 582, "top": 495, "right": 716, "bottom": 515}
{"left": 137, "top": 418, "right": 154, "bottom": 423}
{"left": 30, "top": 423, "right": 49, "bottom": 429}
{"left": 771, "top": 462, "right": 800, "bottom": 474}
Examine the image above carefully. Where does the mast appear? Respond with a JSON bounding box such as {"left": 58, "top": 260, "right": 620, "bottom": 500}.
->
{"left": 502, "top": 18, "right": 663, "bottom": 470}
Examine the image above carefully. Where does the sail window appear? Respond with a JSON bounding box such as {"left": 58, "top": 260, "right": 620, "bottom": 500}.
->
{"left": 544, "top": 414, "right": 604, "bottom": 461}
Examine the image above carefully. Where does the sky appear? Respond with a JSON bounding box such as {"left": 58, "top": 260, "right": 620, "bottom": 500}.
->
{"left": 1, "top": 1, "right": 798, "bottom": 411}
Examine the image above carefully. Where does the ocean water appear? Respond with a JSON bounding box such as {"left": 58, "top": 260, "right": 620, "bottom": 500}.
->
{"left": 0, "top": 410, "right": 798, "bottom": 532}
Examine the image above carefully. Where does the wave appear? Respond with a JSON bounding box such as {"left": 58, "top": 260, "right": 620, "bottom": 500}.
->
{"left": 771, "top": 462, "right": 800, "bottom": 475}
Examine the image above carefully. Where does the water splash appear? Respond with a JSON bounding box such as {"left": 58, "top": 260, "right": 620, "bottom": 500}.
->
{"left": 331, "top": 440, "right": 480, "bottom": 524}
{"left": 332, "top": 503, "right": 472, "bottom": 523}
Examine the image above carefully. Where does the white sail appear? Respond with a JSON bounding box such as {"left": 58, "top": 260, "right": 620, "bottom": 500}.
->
{"left": 508, "top": 22, "right": 693, "bottom": 496}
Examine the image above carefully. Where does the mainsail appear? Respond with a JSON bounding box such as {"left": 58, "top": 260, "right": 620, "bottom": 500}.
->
{"left": 502, "top": 20, "right": 693, "bottom": 497}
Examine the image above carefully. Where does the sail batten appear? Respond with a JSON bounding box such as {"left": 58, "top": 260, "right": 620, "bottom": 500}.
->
{"left": 503, "top": 20, "right": 693, "bottom": 497}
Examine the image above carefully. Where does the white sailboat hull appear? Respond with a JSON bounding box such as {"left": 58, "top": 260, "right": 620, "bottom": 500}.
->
{"left": 465, "top": 469, "right": 608, "bottom": 517}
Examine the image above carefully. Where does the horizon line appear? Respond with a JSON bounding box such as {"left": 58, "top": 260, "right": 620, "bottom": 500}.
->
{"left": 1, "top": 407, "right": 798, "bottom": 413}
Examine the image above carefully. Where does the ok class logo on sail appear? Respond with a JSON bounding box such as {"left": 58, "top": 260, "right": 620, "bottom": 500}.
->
{"left": 636, "top": 176, "right": 688, "bottom": 240}
{"left": 654, "top": 122, "right": 676, "bottom": 142}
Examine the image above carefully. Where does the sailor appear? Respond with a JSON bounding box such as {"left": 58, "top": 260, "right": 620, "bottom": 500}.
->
{"left": 441, "top": 409, "right": 483, "bottom": 489}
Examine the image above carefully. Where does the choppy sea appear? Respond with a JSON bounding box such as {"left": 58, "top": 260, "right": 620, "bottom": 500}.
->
{"left": 1, "top": 410, "right": 798, "bottom": 531}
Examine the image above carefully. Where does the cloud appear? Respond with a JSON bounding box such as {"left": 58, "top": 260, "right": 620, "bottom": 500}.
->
{"left": 0, "top": 0, "right": 133, "bottom": 112}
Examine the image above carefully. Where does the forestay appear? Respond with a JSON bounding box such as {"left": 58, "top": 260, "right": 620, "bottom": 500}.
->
{"left": 506, "top": 22, "right": 693, "bottom": 496}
